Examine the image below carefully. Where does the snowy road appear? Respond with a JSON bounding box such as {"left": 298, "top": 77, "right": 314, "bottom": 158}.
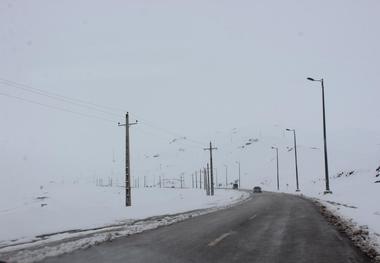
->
{"left": 43, "top": 192, "right": 371, "bottom": 263}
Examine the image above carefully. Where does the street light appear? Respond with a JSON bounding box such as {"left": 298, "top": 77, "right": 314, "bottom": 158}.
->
{"left": 236, "top": 161, "right": 241, "bottom": 189}
{"left": 286, "top": 129, "right": 300, "bottom": 192}
{"left": 224, "top": 164, "right": 228, "bottom": 188}
{"left": 307, "top": 77, "right": 332, "bottom": 194}
{"left": 271, "top": 146, "right": 280, "bottom": 191}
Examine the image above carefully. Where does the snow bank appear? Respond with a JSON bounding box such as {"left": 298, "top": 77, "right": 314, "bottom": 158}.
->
{"left": 285, "top": 169, "right": 380, "bottom": 260}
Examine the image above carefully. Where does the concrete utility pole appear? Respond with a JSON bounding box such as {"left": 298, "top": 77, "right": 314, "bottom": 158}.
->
{"left": 271, "top": 146, "right": 280, "bottom": 191}
{"left": 236, "top": 161, "right": 241, "bottom": 189}
{"left": 195, "top": 171, "right": 198, "bottom": 188}
{"left": 215, "top": 168, "right": 218, "bottom": 188}
{"left": 205, "top": 167, "right": 210, "bottom": 195}
{"left": 118, "top": 112, "right": 138, "bottom": 207}
{"left": 204, "top": 142, "right": 217, "bottom": 196}
{"left": 206, "top": 163, "right": 211, "bottom": 195}
{"left": 192, "top": 173, "right": 194, "bottom": 188}
{"left": 199, "top": 169, "right": 202, "bottom": 189}
{"left": 224, "top": 164, "right": 228, "bottom": 188}
{"left": 207, "top": 164, "right": 212, "bottom": 195}
{"left": 203, "top": 168, "right": 206, "bottom": 190}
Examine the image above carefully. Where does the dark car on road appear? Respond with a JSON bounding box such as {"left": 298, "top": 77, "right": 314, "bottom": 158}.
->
{"left": 253, "top": 186, "right": 262, "bottom": 193}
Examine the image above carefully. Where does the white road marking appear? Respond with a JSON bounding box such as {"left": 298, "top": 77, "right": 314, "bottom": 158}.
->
{"left": 249, "top": 214, "right": 257, "bottom": 220}
{"left": 208, "top": 232, "right": 233, "bottom": 247}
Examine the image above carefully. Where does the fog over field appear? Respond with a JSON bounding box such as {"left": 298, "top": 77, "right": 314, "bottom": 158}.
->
{"left": 1, "top": 0, "right": 380, "bottom": 191}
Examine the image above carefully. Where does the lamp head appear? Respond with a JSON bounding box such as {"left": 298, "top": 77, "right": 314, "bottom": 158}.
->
{"left": 307, "top": 77, "right": 315, "bottom": 81}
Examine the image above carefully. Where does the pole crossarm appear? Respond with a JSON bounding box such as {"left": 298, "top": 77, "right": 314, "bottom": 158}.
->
{"left": 118, "top": 121, "right": 138, "bottom": 127}
{"left": 203, "top": 147, "right": 218, "bottom": 151}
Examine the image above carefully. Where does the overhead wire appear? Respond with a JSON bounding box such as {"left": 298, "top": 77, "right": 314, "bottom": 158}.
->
{"left": 0, "top": 92, "right": 117, "bottom": 123}
{"left": 0, "top": 77, "right": 208, "bottom": 146}
{"left": 0, "top": 79, "right": 122, "bottom": 117}
{"left": 0, "top": 78, "right": 214, "bottom": 182}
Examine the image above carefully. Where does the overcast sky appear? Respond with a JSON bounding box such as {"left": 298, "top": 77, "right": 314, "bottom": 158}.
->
{"left": 1, "top": 0, "right": 380, "bottom": 191}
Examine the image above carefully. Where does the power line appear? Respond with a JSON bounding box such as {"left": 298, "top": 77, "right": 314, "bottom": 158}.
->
{"left": 0, "top": 77, "right": 207, "bottom": 145}
{"left": 0, "top": 77, "right": 125, "bottom": 112}
{"left": 0, "top": 92, "right": 117, "bottom": 123}
{"left": 0, "top": 79, "right": 121, "bottom": 117}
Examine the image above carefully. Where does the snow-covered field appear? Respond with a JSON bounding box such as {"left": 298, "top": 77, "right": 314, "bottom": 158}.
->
{"left": 0, "top": 182, "right": 248, "bottom": 262}
{"left": 0, "top": 183, "right": 247, "bottom": 243}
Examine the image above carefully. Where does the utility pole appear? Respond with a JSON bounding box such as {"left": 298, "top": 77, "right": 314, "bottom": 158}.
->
{"left": 215, "top": 168, "right": 218, "bottom": 188}
{"left": 192, "top": 173, "right": 194, "bottom": 188}
{"left": 195, "top": 171, "right": 198, "bottom": 188}
{"left": 203, "top": 168, "right": 206, "bottom": 190}
{"left": 118, "top": 112, "right": 138, "bottom": 207}
{"left": 205, "top": 167, "right": 210, "bottom": 195}
{"left": 224, "top": 164, "right": 228, "bottom": 188}
{"left": 236, "top": 161, "right": 241, "bottom": 189}
{"left": 271, "top": 146, "right": 280, "bottom": 191}
{"left": 206, "top": 163, "right": 211, "bottom": 195}
{"left": 204, "top": 142, "right": 217, "bottom": 196}
{"left": 200, "top": 169, "right": 202, "bottom": 189}
{"left": 208, "top": 164, "right": 211, "bottom": 194}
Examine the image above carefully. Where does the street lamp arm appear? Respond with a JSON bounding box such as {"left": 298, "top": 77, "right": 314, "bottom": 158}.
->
{"left": 307, "top": 77, "right": 323, "bottom": 82}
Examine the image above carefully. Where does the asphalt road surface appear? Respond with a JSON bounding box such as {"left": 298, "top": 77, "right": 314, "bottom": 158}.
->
{"left": 43, "top": 192, "right": 371, "bottom": 263}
